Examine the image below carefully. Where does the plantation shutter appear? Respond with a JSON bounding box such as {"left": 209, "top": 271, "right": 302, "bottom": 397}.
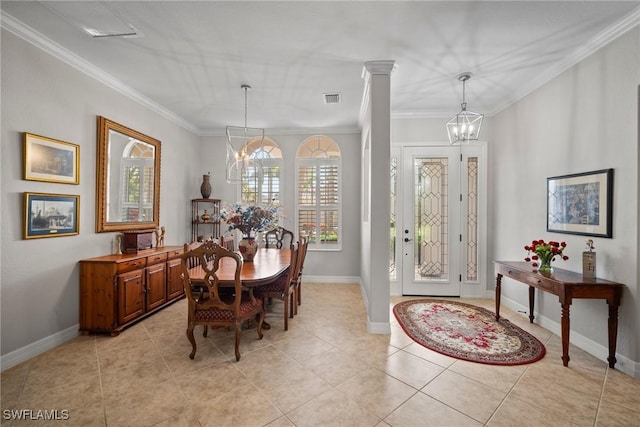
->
{"left": 297, "top": 160, "right": 340, "bottom": 248}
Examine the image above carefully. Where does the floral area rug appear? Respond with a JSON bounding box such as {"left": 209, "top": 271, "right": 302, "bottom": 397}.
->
{"left": 393, "top": 299, "right": 546, "bottom": 365}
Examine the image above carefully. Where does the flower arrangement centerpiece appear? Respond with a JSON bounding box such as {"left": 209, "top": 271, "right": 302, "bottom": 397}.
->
{"left": 220, "top": 203, "right": 279, "bottom": 261}
{"left": 220, "top": 204, "right": 278, "bottom": 237}
{"left": 524, "top": 239, "right": 569, "bottom": 274}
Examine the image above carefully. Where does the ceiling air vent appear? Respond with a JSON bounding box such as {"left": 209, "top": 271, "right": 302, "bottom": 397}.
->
{"left": 324, "top": 93, "right": 341, "bottom": 104}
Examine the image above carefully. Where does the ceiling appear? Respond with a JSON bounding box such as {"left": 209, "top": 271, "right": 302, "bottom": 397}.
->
{"left": 2, "top": 1, "right": 639, "bottom": 135}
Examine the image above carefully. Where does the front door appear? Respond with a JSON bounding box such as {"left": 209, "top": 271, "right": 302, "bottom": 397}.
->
{"left": 399, "top": 145, "right": 485, "bottom": 296}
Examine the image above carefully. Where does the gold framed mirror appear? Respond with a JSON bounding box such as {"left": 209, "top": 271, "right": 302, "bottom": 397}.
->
{"left": 96, "top": 116, "right": 161, "bottom": 233}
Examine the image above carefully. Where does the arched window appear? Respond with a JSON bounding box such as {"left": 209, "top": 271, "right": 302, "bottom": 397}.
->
{"left": 239, "top": 137, "right": 282, "bottom": 206}
{"left": 119, "top": 139, "right": 155, "bottom": 221}
{"left": 296, "top": 135, "right": 341, "bottom": 250}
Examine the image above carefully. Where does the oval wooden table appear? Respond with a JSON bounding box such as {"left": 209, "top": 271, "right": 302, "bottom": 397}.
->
{"left": 187, "top": 247, "right": 291, "bottom": 285}
{"left": 186, "top": 248, "right": 291, "bottom": 329}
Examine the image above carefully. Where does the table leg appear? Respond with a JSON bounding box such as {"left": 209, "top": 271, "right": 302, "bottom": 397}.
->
{"left": 495, "top": 274, "right": 502, "bottom": 320}
{"left": 257, "top": 314, "right": 271, "bottom": 330}
{"left": 528, "top": 286, "right": 535, "bottom": 323}
{"left": 607, "top": 303, "right": 619, "bottom": 368}
{"left": 561, "top": 303, "right": 571, "bottom": 366}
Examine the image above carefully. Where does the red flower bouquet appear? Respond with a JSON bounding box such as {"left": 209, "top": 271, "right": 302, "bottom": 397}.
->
{"left": 524, "top": 239, "right": 568, "bottom": 273}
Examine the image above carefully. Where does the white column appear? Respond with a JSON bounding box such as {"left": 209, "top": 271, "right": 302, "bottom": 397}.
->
{"left": 361, "top": 60, "right": 395, "bottom": 333}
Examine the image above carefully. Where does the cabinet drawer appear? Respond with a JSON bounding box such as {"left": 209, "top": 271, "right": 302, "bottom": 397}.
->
{"left": 503, "top": 268, "right": 529, "bottom": 283}
{"left": 166, "top": 249, "right": 182, "bottom": 260}
{"left": 147, "top": 253, "right": 168, "bottom": 265}
{"left": 528, "top": 276, "right": 558, "bottom": 293}
{"left": 117, "top": 258, "right": 147, "bottom": 273}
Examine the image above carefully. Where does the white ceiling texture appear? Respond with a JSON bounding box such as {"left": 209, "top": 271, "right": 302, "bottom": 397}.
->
{"left": 2, "top": 1, "right": 639, "bottom": 135}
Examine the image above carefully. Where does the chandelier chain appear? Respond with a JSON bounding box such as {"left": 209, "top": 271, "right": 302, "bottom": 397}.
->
{"left": 244, "top": 86, "right": 248, "bottom": 129}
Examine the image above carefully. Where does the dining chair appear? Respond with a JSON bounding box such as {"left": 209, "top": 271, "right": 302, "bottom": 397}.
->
{"left": 181, "top": 240, "right": 264, "bottom": 361}
{"left": 293, "top": 234, "right": 309, "bottom": 309}
{"left": 184, "top": 241, "right": 206, "bottom": 299}
{"left": 264, "top": 226, "right": 295, "bottom": 249}
{"left": 184, "top": 241, "right": 203, "bottom": 268}
{"left": 254, "top": 242, "right": 299, "bottom": 330}
{"left": 220, "top": 232, "right": 236, "bottom": 251}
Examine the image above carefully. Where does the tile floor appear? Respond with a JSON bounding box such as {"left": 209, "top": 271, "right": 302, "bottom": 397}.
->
{"left": 2, "top": 283, "right": 639, "bottom": 426}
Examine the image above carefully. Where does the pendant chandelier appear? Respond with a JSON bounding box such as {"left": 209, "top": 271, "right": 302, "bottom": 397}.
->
{"left": 446, "top": 73, "right": 483, "bottom": 145}
{"left": 226, "top": 84, "right": 265, "bottom": 183}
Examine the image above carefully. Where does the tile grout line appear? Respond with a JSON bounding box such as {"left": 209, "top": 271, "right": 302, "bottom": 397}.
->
{"left": 592, "top": 366, "right": 611, "bottom": 427}
{"left": 92, "top": 336, "right": 109, "bottom": 427}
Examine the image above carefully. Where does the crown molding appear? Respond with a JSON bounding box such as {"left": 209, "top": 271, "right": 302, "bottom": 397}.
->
{"left": 199, "top": 126, "right": 362, "bottom": 137}
{"left": 363, "top": 60, "right": 397, "bottom": 76}
{"left": 392, "top": 111, "right": 452, "bottom": 120}
{"left": 393, "top": 7, "right": 640, "bottom": 119}
{"left": 1, "top": 11, "right": 199, "bottom": 134}
{"left": 488, "top": 6, "right": 640, "bottom": 116}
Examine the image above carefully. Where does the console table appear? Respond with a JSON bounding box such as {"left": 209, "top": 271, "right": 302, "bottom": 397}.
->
{"left": 494, "top": 261, "right": 624, "bottom": 368}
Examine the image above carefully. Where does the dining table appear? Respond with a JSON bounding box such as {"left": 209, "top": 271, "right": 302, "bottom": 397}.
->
{"left": 186, "top": 247, "right": 292, "bottom": 329}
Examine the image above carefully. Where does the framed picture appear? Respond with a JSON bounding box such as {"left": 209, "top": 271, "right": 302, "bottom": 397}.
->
{"left": 23, "top": 133, "right": 79, "bottom": 184}
{"left": 547, "top": 169, "right": 613, "bottom": 238}
{"left": 24, "top": 192, "right": 79, "bottom": 239}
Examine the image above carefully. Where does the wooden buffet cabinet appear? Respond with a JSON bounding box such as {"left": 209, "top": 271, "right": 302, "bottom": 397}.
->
{"left": 79, "top": 246, "right": 184, "bottom": 335}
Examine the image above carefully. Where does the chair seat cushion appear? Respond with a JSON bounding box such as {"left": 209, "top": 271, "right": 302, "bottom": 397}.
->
{"left": 255, "top": 276, "right": 288, "bottom": 293}
{"left": 194, "top": 299, "right": 262, "bottom": 321}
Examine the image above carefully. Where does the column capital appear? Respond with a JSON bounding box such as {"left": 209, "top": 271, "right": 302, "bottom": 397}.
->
{"left": 363, "top": 60, "right": 396, "bottom": 76}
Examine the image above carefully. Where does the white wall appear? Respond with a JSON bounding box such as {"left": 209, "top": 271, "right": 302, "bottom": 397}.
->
{"left": 1, "top": 31, "right": 201, "bottom": 360}
{"left": 389, "top": 28, "right": 639, "bottom": 375}
{"left": 0, "top": 29, "right": 363, "bottom": 367}
{"left": 201, "top": 131, "right": 362, "bottom": 280}
{"left": 489, "top": 28, "right": 639, "bottom": 373}
{"left": 2, "top": 20, "right": 638, "bottom": 376}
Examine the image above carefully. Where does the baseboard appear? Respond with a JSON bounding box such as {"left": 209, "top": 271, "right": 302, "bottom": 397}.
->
{"left": 500, "top": 296, "right": 639, "bottom": 379}
{"left": 303, "top": 275, "right": 361, "bottom": 284}
{"left": 368, "top": 321, "right": 391, "bottom": 334}
{"left": 461, "top": 283, "right": 486, "bottom": 298}
{"left": 1, "top": 324, "right": 80, "bottom": 373}
{"left": 358, "top": 280, "right": 391, "bottom": 334}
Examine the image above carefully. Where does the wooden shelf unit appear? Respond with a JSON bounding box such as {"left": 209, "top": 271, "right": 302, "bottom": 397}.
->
{"left": 192, "top": 198, "right": 221, "bottom": 242}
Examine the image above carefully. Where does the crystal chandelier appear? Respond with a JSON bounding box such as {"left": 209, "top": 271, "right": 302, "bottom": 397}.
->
{"left": 226, "top": 84, "right": 265, "bottom": 183}
{"left": 446, "top": 73, "right": 483, "bottom": 145}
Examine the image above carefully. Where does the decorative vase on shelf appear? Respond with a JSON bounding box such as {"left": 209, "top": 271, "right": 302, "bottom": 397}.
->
{"left": 200, "top": 173, "right": 211, "bottom": 199}
{"left": 237, "top": 236, "right": 258, "bottom": 262}
{"left": 201, "top": 209, "right": 211, "bottom": 222}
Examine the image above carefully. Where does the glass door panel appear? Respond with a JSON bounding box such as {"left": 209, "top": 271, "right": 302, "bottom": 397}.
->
{"left": 402, "top": 147, "right": 460, "bottom": 296}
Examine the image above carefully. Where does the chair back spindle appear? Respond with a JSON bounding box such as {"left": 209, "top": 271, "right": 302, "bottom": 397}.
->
{"left": 264, "top": 227, "right": 295, "bottom": 249}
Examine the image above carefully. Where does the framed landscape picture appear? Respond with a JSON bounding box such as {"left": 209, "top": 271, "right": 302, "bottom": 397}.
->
{"left": 23, "top": 133, "right": 79, "bottom": 184}
{"left": 24, "top": 192, "right": 79, "bottom": 239}
{"left": 547, "top": 169, "right": 613, "bottom": 238}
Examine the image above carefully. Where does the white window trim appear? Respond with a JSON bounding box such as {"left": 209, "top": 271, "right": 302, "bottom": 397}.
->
{"left": 237, "top": 157, "right": 283, "bottom": 207}
{"left": 295, "top": 157, "right": 342, "bottom": 251}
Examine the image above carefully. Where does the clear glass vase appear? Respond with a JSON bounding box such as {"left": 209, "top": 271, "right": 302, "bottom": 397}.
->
{"left": 538, "top": 261, "right": 553, "bottom": 274}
